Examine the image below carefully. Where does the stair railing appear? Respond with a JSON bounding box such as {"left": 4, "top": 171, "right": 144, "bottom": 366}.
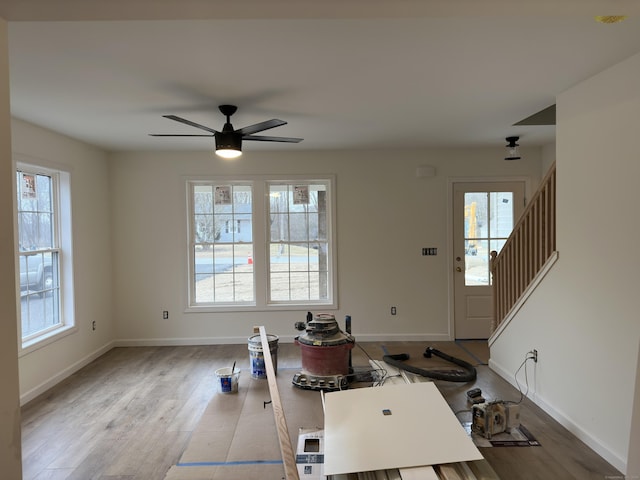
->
{"left": 490, "top": 163, "right": 556, "bottom": 332}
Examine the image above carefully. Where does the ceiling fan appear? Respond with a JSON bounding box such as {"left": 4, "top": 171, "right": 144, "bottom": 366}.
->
{"left": 150, "top": 104, "right": 303, "bottom": 158}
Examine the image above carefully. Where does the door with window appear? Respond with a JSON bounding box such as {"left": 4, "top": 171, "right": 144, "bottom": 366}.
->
{"left": 453, "top": 181, "right": 525, "bottom": 339}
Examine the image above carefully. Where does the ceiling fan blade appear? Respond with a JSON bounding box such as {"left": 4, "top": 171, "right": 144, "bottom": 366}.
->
{"left": 236, "top": 119, "right": 287, "bottom": 135}
{"left": 163, "top": 115, "right": 219, "bottom": 134}
{"left": 243, "top": 135, "right": 303, "bottom": 143}
{"left": 149, "top": 134, "right": 214, "bottom": 137}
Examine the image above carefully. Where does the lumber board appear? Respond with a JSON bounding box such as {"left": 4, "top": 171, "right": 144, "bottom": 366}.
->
{"left": 255, "top": 326, "right": 299, "bottom": 480}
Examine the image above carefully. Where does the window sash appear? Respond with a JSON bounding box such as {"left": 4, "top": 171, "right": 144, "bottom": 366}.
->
{"left": 190, "top": 182, "right": 255, "bottom": 306}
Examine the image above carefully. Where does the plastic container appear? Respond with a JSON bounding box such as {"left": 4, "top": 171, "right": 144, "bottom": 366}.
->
{"left": 215, "top": 367, "right": 240, "bottom": 394}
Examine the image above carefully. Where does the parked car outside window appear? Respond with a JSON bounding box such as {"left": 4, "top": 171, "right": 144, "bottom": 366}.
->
{"left": 19, "top": 252, "right": 54, "bottom": 293}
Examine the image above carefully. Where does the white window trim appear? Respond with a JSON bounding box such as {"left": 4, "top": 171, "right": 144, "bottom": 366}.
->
{"left": 15, "top": 156, "right": 76, "bottom": 355}
{"left": 184, "top": 174, "right": 338, "bottom": 313}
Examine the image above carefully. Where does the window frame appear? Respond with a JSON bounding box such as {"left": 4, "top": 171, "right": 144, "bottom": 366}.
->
{"left": 15, "top": 158, "right": 76, "bottom": 354}
{"left": 189, "top": 180, "right": 256, "bottom": 307}
{"left": 185, "top": 174, "right": 337, "bottom": 312}
{"left": 266, "top": 180, "right": 334, "bottom": 306}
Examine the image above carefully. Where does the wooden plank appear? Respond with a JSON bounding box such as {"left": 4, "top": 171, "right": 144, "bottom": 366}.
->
{"left": 436, "top": 463, "right": 465, "bottom": 480}
{"left": 466, "top": 459, "right": 501, "bottom": 480}
{"left": 458, "top": 462, "right": 479, "bottom": 479}
{"left": 399, "top": 465, "right": 439, "bottom": 479}
{"left": 255, "top": 326, "right": 300, "bottom": 480}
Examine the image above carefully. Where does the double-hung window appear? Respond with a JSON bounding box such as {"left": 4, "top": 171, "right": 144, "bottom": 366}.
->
{"left": 16, "top": 163, "right": 74, "bottom": 350}
{"left": 187, "top": 176, "right": 336, "bottom": 310}
{"left": 191, "top": 183, "right": 255, "bottom": 304}
{"left": 268, "top": 182, "right": 331, "bottom": 303}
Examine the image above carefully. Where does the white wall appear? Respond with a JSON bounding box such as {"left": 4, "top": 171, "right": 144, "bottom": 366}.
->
{"left": 490, "top": 52, "right": 640, "bottom": 475}
{"left": 0, "top": 18, "right": 23, "bottom": 479}
{"left": 541, "top": 141, "right": 556, "bottom": 174}
{"left": 629, "top": 339, "right": 640, "bottom": 475}
{"left": 109, "top": 147, "right": 541, "bottom": 345}
{"left": 11, "top": 119, "right": 114, "bottom": 403}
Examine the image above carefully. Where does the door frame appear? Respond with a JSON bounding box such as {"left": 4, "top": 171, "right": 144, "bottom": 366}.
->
{"left": 446, "top": 176, "right": 532, "bottom": 340}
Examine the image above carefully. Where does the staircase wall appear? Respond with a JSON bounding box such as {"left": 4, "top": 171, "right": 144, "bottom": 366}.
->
{"left": 489, "top": 50, "right": 640, "bottom": 476}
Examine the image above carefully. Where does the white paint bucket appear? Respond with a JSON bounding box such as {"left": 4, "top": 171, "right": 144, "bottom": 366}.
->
{"left": 215, "top": 367, "right": 240, "bottom": 394}
{"left": 248, "top": 334, "right": 279, "bottom": 379}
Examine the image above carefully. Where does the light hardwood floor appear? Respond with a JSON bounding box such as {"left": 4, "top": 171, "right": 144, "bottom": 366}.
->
{"left": 21, "top": 342, "right": 622, "bottom": 479}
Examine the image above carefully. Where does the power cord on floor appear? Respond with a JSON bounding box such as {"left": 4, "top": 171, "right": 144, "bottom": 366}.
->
{"left": 514, "top": 350, "right": 537, "bottom": 404}
{"left": 347, "top": 342, "right": 392, "bottom": 386}
{"left": 461, "top": 350, "right": 536, "bottom": 412}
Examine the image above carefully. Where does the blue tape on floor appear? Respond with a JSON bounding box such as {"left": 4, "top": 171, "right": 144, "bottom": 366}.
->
{"left": 455, "top": 340, "right": 488, "bottom": 365}
{"left": 177, "top": 460, "right": 283, "bottom": 467}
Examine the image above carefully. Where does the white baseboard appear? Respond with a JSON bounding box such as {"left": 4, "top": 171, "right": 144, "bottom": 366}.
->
{"left": 20, "top": 341, "right": 115, "bottom": 406}
{"left": 352, "top": 333, "right": 452, "bottom": 342}
{"left": 114, "top": 335, "right": 296, "bottom": 346}
{"left": 115, "top": 336, "right": 251, "bottom": 346}
{"left": 488, "top": 358, "right": 627, "bottom": 474}
{"left": 113, "top": 332, "right": 452, "bottom": 347}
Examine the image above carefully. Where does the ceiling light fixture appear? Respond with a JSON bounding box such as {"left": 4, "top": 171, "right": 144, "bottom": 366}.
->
{"left": 215, "top": 131, "right": 242, "bottom": 159}
{"left": 594, "top": 16, "right": 628, "bottom": 24}
{"left": 505, "top": 136, "right": 521, "bottom": 161}
{"left": 150, "top": 105, "right": 301, "bottom": 158}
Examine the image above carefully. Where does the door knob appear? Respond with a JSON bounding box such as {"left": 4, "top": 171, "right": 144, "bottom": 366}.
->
{"left": 456, "top": 267, "right": 462, "bottom": 272}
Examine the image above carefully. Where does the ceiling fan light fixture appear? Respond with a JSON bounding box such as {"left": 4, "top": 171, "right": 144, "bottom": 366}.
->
{"left": 151, "top": 105, "right": 302, "bottom": 156}
{"left": 505, "top": 136, "right": 521, "bottom": 161}
{"left": 215, "top": 132, "right": 242, "bottom": 159}
{"left": 216, "top": 148, "right": 242, "bottom": 159}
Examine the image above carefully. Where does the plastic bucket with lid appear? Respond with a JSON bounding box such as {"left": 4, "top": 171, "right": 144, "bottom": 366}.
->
{"left": 248, "top": 334, "right": 279, "bottom": 379}
{"left": 215, "top": 367, "right": 240, "bottom": 394}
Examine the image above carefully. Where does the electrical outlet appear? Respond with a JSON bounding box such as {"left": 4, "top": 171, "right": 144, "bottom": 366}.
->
{"left": 391, "top": 306, "right": 397, "bottom": 315}
{"left": 163, "top": 310, "right": 169, "bottom": 320}
{"left": 92, "top": 321, "right": 96, "bottom": 331}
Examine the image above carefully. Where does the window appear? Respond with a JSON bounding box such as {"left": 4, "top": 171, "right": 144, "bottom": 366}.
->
{"left": 16, "top": 163, "right": 74, "bottom": 349}
{"left": 268, "top": 182, "right": 330, "bottom": 303}
{"left": 463, "top": 191, "right": 515, "bottom": 286}
{"left": 191, "top": 183, "right": 254, "bottom": 304}
{"left": 225, "top": 220, "right": 241, "bottom": 234}
{"left": 187, "top": 176, "right": 336, "bottom": 310}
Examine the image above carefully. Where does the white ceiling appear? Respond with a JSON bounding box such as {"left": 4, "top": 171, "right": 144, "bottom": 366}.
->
{"left": 2, "top": 1, "right": 640, "bottom": 153}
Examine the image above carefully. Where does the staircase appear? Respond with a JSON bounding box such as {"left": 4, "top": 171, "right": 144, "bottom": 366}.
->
{"left": 490, "top": 163, "right": 557, "bottom": 335}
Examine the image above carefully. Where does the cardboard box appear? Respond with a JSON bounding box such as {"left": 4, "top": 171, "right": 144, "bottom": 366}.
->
{"left": 296, "top": 427, "right": 325, "bottom": 479}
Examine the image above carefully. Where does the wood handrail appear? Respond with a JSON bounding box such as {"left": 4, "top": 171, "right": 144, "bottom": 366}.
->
{"left": 490, "top": 163, "right": 556, "bottom": 331}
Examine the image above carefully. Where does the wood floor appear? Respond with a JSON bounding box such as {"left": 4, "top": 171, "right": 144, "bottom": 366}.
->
{"left": 21, "top": 342, "right": 622, "bottom": 480}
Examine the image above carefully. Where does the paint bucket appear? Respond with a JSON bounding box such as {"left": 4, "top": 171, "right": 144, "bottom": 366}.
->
{"left": 215, "top": 367, "right": 239, "bottom": 394}
{"left": 248, "top": 334, "right": 279, "bottom": 379}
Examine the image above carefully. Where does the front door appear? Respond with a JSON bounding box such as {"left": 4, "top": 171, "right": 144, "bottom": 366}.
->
{"left": 453, "top": 181, "right": 525, "bottom": 339}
